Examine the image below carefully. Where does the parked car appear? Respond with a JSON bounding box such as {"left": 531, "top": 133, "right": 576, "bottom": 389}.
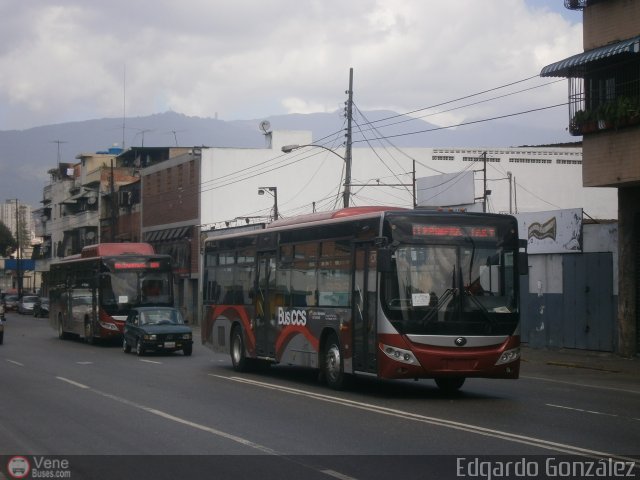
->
{"left": 123, "top": 307, "right": 192, "bottom": 356}
{"left": 18, "top": 295, "right": 39, "bottom": 315}
{"left": 33, "top": 297, "right": 49, "bottom": 318}
{"left": 4, "top": 295, "right": 19, "bottom": 311}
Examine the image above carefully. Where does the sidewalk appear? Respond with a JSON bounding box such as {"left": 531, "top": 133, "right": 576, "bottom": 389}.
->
{"left": 520, "top": 344, "right": 640, "bottom": 389}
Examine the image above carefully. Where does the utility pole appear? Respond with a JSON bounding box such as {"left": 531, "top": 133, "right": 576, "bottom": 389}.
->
{"left": 507, "top": 171, "right": 513, "bottom": 214}
{"left": 482, "top": 151, "right": 488, "bottom": 213}
{"left": 14, "top": 199, "right": 22, "bottom": 297}
{"left": 110, "top": 159, "right": 117, "bottom": 241}
{"left": 343, "top": 68, "right": 353, "bottom": 208}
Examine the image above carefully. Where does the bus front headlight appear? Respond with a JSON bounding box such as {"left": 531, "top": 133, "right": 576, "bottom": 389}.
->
{"left": 495, "top": 347, "right": 520, "bottom": 365}
{"left": 381, "top": 343, "right": 418, "bottom": 365}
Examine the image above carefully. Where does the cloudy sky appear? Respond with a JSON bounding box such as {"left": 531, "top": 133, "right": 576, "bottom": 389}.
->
{"left": 0, "top": 0, "right": 582, "bottom": 132}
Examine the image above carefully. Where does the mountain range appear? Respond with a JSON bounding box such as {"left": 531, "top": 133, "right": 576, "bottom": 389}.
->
{"left": 0, "top": 110, "right": 578, "bottom": 208}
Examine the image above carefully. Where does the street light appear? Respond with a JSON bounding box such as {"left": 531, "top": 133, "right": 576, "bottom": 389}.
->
{"left": 281, "top": 144, "right": 351, "bottom": 208}
{"left": 258, "top": 186, "right": 279, "bottom": 221}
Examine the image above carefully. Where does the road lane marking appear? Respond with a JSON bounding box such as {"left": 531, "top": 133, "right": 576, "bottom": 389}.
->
{"left": 546, "top": 403, "right": 618, "bottom": 417}
{"left": 321, "top": 470, "right": 358, "bottom": 480}
{"left": 56, "top": 377, "right": 90, "bottom": 389}
{"left": 139, "top": 359, "right": 163, "bottom": 365}
{"left": 54, "top": 376, "right": 278, "bottom": 454}
{"left": 210, "top": 374, "right": 639, "bottom": 465}
{"left": 76, "top": 361, "right": 93, "bottom": 365}
{"left": 53, "top": 375, "right": 357, "bottom": 478}
{"left": 6, "top": 359, "right": 24, "bottom": 366}
{"left": 521, "top": 375, "right": 640, "bottom": 395}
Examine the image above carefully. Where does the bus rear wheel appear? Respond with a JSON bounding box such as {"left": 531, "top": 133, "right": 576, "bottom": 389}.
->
{"left": 323, "top": 333, "right": 347, "bottom": 390}
{"left": 231, "top": 326, "right": 249, "bottom": 372}
{"left": 435, "top": 377, "right": 465, "bottom": 393}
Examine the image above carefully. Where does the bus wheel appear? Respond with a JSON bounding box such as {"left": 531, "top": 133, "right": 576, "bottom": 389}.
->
{"left": 123, "top": 338, "right": 131, "bottom": 353}
{"left": 435, "top": 377, "right": 465, "bottom": 393}
{"left": 136, "top": 338, "right": 145, "bottom": 356}
{"left": 0, "top": 331, "right": 3, "bottom": 345}
{"left": 57, "top": 316, "right": 68, "bottom": 340}
{"left": 231, "top": 326, "right": 248, "bottom": 372}
{"left": 84, "top": 320, "right": 95, "bottom": 345}
{"left": 323, "top": 333, "right": 346, "bottom": 390}
{"left": 183, "top": 345, "right": 193, "bottom": 356}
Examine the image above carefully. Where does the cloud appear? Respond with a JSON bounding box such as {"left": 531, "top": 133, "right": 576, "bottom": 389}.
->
{"left": 0, "top": 0, "right": 582, "bottom": 130}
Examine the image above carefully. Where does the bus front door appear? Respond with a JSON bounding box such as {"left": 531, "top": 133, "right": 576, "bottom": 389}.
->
{"left": 255, "top": 252, "right": 277, "bottom": 358}
{"left": 353, "top": 245, "right": 378, "bottom": 374}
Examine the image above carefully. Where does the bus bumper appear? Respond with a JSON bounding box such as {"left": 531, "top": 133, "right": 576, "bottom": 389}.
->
{"left": 377, "top": 334, "right": 521, "bottom": 380}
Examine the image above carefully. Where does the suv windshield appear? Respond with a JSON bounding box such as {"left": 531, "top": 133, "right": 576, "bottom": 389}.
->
{"left": 382, "top": 244, "right": 518, "bottom": 336}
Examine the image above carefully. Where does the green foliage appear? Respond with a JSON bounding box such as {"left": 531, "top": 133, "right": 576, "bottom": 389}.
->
{"left": 0, "top": 221, "right": 17, "bottom": 257}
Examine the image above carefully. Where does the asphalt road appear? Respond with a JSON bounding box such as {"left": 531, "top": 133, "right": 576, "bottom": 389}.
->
{"left": 1, "top": 311, "right": 638, "bottom": 479}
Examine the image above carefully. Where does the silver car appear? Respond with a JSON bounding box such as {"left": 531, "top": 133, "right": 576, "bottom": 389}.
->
{"left": 18, "top": 295, "right": 39, "bottom": 315}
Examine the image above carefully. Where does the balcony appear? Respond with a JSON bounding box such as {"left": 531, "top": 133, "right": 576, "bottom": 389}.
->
{"left": 566, "top": 61, "right": 640, "bottom": 136}
{"left": 570, "top": 95, "right": 640, "bottom": 135}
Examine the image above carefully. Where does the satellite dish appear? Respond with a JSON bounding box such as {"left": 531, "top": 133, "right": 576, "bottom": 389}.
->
{"left": 259, "top": 120, "right": 271, "bottom": 134}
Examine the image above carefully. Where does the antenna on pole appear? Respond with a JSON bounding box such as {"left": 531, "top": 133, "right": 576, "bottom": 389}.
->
{"left": 122, "top": 64, "right": 127, "bottom": 150}
{"left": 51, "top": 140, "right": 67, "bottom": 167}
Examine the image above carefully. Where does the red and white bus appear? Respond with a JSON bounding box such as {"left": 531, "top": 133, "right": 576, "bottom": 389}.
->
{"left": 201, "top": 207, "right": 527, "bottom": 391}
{"left": 49, "top": 243, "right": 174, "bottom": 343}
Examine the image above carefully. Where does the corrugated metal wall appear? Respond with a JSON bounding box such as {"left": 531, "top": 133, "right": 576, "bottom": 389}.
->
{"left": 521, "top": 252, "right": 616, "bottom": 352}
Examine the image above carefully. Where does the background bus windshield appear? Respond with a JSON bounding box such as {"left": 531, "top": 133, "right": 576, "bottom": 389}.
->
{"left": 100, "top": 271, "right": 171, "bottom": 313}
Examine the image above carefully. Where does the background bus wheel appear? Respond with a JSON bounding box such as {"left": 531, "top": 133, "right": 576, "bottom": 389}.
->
{"left": 123, "top": 338, "right": 131, "bottom": 353}
{"left": 0, "top": 331, "right": 3, "bottom": 345}
{"left": 84, "top": 320, "right": 95, "bottom": 344}
{"left": 183, "top": 345, "right": 193, "bottom": 356}
{"left": 323, "top": 333, "right": 347, "bottom": 390}
{"left": 435, "top": 377, "right": 465, "bottom": 393}
{"left": 57, "top": 316, "right": 68, "bottom": 340}
{"left": 231, "top": 326, "right": 249, "bottom": 372}
{"left": 136, "top": 338, "right": 145, "bottom": 356}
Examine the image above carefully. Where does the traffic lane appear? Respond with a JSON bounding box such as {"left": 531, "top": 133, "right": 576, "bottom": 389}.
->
{"left": 4, "top": 316, "right": 638, "bottom": 459}
{"left": 3, "top": 327, "right": 568, "bottom": 458}
{"left": 203, "top": 364, "right": 639, "bottom": 458}
{"left": 0, "top": 354, "right": 277, "bottom": 455}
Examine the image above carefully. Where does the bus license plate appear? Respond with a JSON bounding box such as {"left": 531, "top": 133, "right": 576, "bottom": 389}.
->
{"left": 164, "top": 341, "right": 176, "bottom": 348}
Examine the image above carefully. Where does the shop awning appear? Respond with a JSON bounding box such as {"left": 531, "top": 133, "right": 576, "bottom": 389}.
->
{"left": 144, "top": 226, "right": 191, "bottom": 242}
{"left": 541, "top": 35, "right": 640, "bottom": 77}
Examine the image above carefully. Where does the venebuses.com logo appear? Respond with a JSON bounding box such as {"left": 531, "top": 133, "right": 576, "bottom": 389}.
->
{"left": 6, "top": 456, "right": 30, "bottom": 479}
{"left": 5, "top": 455, "right": 72, "bottom": 479}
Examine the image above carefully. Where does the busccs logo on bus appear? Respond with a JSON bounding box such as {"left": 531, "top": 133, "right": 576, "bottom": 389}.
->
{"left": 455, "top": 337, "right": 467, "bottom": 346}
{"left": 277, "top": 307, "right": 307, "bottom": 326}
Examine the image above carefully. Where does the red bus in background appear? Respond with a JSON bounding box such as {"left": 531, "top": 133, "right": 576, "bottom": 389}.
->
{"left": 49, "top": 243, "right": 173, "bottom": 343}
{"left": 201, "top": 207, "right": 527, "bottom": 392}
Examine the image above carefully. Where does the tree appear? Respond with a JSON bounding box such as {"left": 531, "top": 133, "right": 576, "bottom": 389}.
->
{"left": 0, "top": 221, "right": 17, "bottom": 257}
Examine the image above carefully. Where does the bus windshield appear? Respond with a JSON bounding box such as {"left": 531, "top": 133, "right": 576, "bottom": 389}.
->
{"left": 382, "top": 243, "right": 518, "bottom": 336}
{"left": 100, "top": 271, "right": 172, "bottom": 314}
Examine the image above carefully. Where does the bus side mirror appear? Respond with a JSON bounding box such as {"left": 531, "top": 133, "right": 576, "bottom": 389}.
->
{"left": 377, "top": 248, "right": 393, "bottom": 273}
{"left": 518, "top": 239, "right": 528, "bottom": 275}
{"left": 518, "top": 253, "right": 529, "bottom": 275}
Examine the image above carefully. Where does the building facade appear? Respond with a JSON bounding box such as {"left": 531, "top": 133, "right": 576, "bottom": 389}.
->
{"left": 541, "top": 0, "right": 640, "bottom": 356}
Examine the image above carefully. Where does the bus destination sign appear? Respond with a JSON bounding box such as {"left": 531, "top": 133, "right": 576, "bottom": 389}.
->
{"left": 114, "top": 261, "right": 161, "bottom": 270}
{"left": 412, "top": 225, "right": 497, "bottom": 239}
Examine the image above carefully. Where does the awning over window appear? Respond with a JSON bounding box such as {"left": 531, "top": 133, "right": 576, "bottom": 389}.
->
{"left": 541, "top": 35, "right": 640, "bottom": 78}
{"left": 144, "top": 226, "right": 191, "bottom": 242}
